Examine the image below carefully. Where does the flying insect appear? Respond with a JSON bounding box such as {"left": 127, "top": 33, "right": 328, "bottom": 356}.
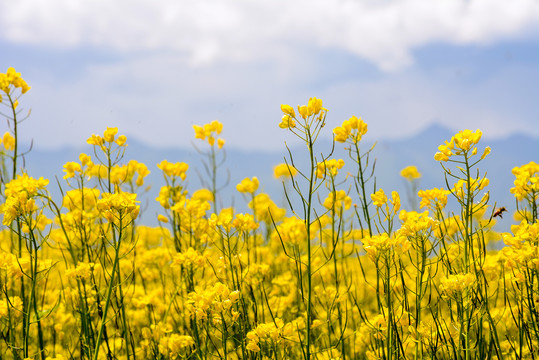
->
{"left": 493, "top": 207, "right": 507, "bottom": 219}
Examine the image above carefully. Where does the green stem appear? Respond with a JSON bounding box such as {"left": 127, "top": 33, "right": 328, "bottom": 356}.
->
{"left": 305, "top": 128, "right": 316, "bottom": 360}
{"left": 354, "top": 141, "right": 373, "bottom": 236}
{"left": 93, "top": 217, "right": 123, "bottom": 360}
{"left": 28, "top": 229, "right": 45, "bottom": 360}
{"left": 7, "top": 92, "right": 18, "bottom": 179}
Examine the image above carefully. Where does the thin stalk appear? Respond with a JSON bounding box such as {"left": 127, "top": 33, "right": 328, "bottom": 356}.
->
{"left": 353, "top": 141, "right": 373, "bottom": 236}
{"left": 92, "top": 217, "right": 124, "bottom": 360}
{"left": 305, "top": 127, "right": 315, "bottom": 360}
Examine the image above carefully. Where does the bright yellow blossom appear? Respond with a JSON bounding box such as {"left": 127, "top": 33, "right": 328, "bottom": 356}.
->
{"left": 249, "top": 193, "right": 286, "bottom": 223}
{"left": 1, "top": 173, "right": 49, "bottom": 225}
{"left": 391, "top": 191, "right": 401, "bottom": 214}
{"left": 297, "top": 97, "right": 324, "bottom": 119}
{"left": 280, "top": 97, "right": 326, "bottom": 129}
{"left": 62, "top": 188, "right": 100, "bottom": 211}
{"left": 363, "top": 232, "right": 411, "bottom": 260}
{"left": 278, "top": 114, "right": 296, "bottom": 129}
{"left": 400, "top": 166, "right": 421, "bottom": 180}
{"left": 103, "top": 127, "right": 119, "bottom": 142}
{"left": 236, "top": 177, "right": 260, "bottom": 193}
{"left": 371, "top": 189, "right": 388, "bottom": 207}
{"left": 440, "top": 273, "right": 475, "bottom": 297}
{"left": 280, "top": 104, "right": 295, "bottom": 117}
{"left": 316, "top": 159, "right": 345, "bottom": 179}
{"left": 510, "top": 161, "right": 539, "bottom": 201}
{"left": 333, "top": 115, "right": 368, "bottom": 143}
{"left": 2, "top": 132, "right": 15, "bottom": 151}
{"left": 87, "top": 134, "right": 105, "bottom": 147}
{"left": 63, "top": 162, "right": 82, "bottom": 179}
{"left": 116, "top": 134, "right": 128, "bottom": 146}
{"left": 0, "top": 67, "right": 31, "bottom": 96}
{"left": 193, "top": 120, "right": 225, "bottom": 147}
{"left": 418, "top": 188, "right": 450, "bottom": 210}
{"left": 434, "top": 129, "right": 487, "bottom": 161}
{"left": 273, "top": 163, "right": 297, "bottom": 178}
{"left": 323, "top": 190, "right": 352, "bottom": 211}
{"left": 191, "top": 188, "right": 214, "bottom": 202}
{"left": 157, "top": 160, "right": 189, "bottom": 180}
{"left": 452, "top": 177, "right": 489, "bottom": 201}
{"left": 97, "top": 191, "right": 140, "bottom": 222}
{"left": 217, "top": 138, "right": 225, "bottom": 149}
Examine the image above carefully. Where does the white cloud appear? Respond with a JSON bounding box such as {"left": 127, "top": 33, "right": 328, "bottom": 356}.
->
{"left": 2, "top": 0, "right": 539, "bottom": 70}
{"left": 15, "top": 51, "right": 538, "bottom": 152}
{"left": 3, "top": 0, "right": 538, "bottom": 151}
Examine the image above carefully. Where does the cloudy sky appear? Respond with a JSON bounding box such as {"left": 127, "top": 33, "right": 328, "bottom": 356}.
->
{"left": 1, "top": 0, "right": 538, "bottom": 151}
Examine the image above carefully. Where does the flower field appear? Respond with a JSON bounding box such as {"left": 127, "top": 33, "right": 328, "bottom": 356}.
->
{"left": 1, "top": 67, "right": 538, "bottom": 360}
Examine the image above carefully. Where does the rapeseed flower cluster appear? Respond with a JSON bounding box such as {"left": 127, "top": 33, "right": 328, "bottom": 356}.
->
{"left": 418, "top": 188, "right": 450, "bottom": 210}
{"left": 279, "top": 97, "right": 327, "bottom": 148}
{"left": 96, "top": 191, "right": 140, "bottom": 222}
{"left": 1, "top": 173, "right": 49, "bottom": 225}
{"left": 333, "top": 115, "right": 368, "bottom": 143}
{"left": 236, "top": 177, "right": 259, "bottom": 193}
{"left": 400, "top": 165, "right": 421, "bottom": 181}
{"left": 434, "top": 129, "right": 490, "bottom": 162}
{"left": 193, "top": 120, "right": 225, "bottom": 148}
{"left": 1, "top": 132, "right": 15, "bottom": 151}
{"left": 511, "top": 161, "right": 539, "bottom": 202}
{"left": 273, "top": 163, "right": 298, "bottom": 178}
{"left": 316, "top": 158, "right": 345, "bottom": 179}
{"left": 0, "top": 67, "right": 30, "bottom": 100}
{"left": 87, "top": 126, "right": 127, "bottom": 150}
{"left": 1, "top": 69, "right": 537, "bottom": 360}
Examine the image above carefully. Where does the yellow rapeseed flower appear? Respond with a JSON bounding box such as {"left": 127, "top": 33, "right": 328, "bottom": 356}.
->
{"left": 391, "top": 191, "right": 401, "bottom": 214}
{"left": 280, "top": 97, "right": 326, "bottom": 129}
{"left": 157, "top": 160, "right": 189, "bottom": 180}
{"left": 418, "top": 188, "right": 450, "bottom": 210}
{"left": 278, "top": 114, "right": 296, "bottom": 129}
{"left": 62, "top": 188, "right": 100, "bottom": 211}
{"left": 333, "top": 116, "right": 368, "bottom": 143}
{"left": 97, "top": 191, "right": 140, "bottom": 222}
{"left": 249, "top": 193, "right": 286, "bottom": 223}
{"left": 116, "top": 134, "right": 128, "bottom": 146}
{"left": 400, "top": 166, "right": 421, "bottom": 181}
{"left": 191, "top": 188, "right": 214, "bottom": 202}
{"left": 273, "top": 163, "right": 298, "bottom": 178}
{"left": 371, "top": 189, "right": 388, "bottom": 207}
{"left": 316, "top": 159, "right": 345, "bottom": 179}
{"left": 363, "top": 232, "right": 411, "bottom": 260}
{"left": 440, "top": 273, "right": 475, "bottom": 297}
{"left": 232, "top": 213, "right": 259, "bottom": 231}
{"left": 1, "top": 173, "right": 49, "bottom": 225}
{"left": 434, "top": 129, "right": 486, "bottom": 162}
{"left": 0, "top": 67, "right": 31, "bottom": 97}
{"left": 280, "top": 104, "right": 295, "bottom": 117}
{"left": 63, "top": 162, "right": 82, "bottom": 179}
{"left": 323, "top": 190, "right": 352, "bottom": 211}
{"left": 297, "top": 97, "right": 324, "bottom": 119}
{"left": 103, "top": 127, "right": 118, "bottom": 142}
{"left": 87, "top": 134, "right": 104, "bottom": 147}
{"left": 2, "top": 132, "right": 15, "bottom": 151}
{"left": 236, "top": 177, "right": 260, "bottom": 193}
{"left": 510, "top": 161, "right": 539, "bottom": 201}
{"left": 193, "top": 120, "right": 225, "bottom": 147}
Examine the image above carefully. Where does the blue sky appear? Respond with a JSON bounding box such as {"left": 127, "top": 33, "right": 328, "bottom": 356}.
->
{"left": 1, "top": 0, "right": 538, "bottom": 151}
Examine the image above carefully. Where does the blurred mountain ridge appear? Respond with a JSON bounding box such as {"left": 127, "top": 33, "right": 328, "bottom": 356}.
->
{"left": 19, "top": 124, "right": 538, "bottom": 231}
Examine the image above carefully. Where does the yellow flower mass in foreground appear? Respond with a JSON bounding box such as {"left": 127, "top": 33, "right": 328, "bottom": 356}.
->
{"left": 0, "top": 74, "right": 537, "bottom": 360}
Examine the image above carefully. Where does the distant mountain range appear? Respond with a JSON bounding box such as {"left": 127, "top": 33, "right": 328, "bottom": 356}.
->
{"left": 19, "top": 124, "right": 538, "bottom": 233}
